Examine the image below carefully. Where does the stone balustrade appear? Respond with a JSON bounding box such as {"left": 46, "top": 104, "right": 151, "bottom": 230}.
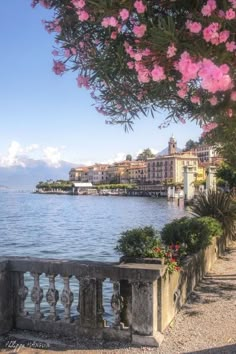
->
{"left": 0, "top": 235, "right": 227, "bottom": 348}
{"left": 0, "top": 257, "right": 166, "bottom": 347}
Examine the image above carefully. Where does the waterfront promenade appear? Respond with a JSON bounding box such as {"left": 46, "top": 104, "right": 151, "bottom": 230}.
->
{"left": 0, "top": 242, "right": 235, "bottom": 354}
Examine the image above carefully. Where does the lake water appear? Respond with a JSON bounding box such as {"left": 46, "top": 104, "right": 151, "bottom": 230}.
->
{"left": 0, "top": 190, "right": 188, "bottom": 261}
{"left": 0, "top": 191, "right": 188, "bottom": 319}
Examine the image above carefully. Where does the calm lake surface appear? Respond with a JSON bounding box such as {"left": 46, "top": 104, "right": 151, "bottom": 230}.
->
{"left": 0, "top": 190, "right": 189, "bottom": 261}
{"left": 0, "top": 190, "right": 189, "bottom": 319}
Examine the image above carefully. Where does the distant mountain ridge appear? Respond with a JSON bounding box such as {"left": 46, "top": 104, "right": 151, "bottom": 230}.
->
{"left": 0, "top": 159, "right": 77, "bottom": 190}
{"left": 157, "top": 147, "right": 182, "bottom": 156}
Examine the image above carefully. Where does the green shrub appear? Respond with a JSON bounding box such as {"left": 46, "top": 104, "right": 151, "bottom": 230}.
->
{"left": 115, "top": 226, "right": 160, "bottom": 258}
{"left": 191, "top": 190, "right": 236, "bottom": 238}
{"left": 161, "top": 217, "right": 223, "bottom": 254}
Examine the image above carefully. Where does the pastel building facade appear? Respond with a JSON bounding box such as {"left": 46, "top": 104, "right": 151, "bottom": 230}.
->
{"left": 146, "top": 137, "right": 198, "bottom": 184}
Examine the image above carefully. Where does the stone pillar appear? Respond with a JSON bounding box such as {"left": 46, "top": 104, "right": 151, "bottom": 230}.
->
{"left": 206, "top": 165, "right": 216, "bottom": 191}
{"left": 78, "top": 277, "right": 104, "bottom": 329}
{"left": 0, "top": 260, "right": 13, "bottom": 334}
{"left": 184, "top": 165, "right": 195, "bottom": 201}
{"left": 131, "top": 280, "right": 164, "bottom": 347}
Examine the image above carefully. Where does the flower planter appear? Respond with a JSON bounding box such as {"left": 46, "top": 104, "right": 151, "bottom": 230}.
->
{"left": 119, "top": 256, "right": 165, "bottom": 265}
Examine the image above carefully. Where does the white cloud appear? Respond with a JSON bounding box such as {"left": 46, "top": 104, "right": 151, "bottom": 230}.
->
{"left": 25, "top": 144, "right": 39, "bottom": 153}
{"left": 0, "top": 141, "right": 64, "bottom": 168}
{"left": 43, "top": 146, "right": 62, "bottom": 167}
{"left": 0, "top": 141, "right": 25, "bottom": 167}
{"left": 101, "top": 152, "right": 127, "bottom": 165}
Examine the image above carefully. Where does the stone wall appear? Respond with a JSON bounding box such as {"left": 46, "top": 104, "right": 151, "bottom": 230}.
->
{"left": 158, "top": 234, "right": 228, "bottom": 332}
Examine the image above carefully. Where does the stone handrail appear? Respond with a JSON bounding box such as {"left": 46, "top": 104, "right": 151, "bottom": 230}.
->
{"left": 0, "top": 257, "right": 166, "bottom": 347}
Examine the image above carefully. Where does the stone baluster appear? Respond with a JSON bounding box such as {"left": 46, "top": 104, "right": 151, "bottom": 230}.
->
{"left": 60, "top": 276, "right": 74, "bottom": 323}
{"left": 111, "top": 281, "right": 124, "bottom": 329}
{"left": 78, "top": 277, "right": 104, "bottom": 328}
{"left": 17, "top": 273, "right": 28, "bottom": 317}
{"left": 46, "top": 274, "right": 59, "bottom": 321}
{"left": 131, "top": 280, "right": 164, "bottom": 347}
{"left": 30, "top": 273, "right": 44, "bottom": 319}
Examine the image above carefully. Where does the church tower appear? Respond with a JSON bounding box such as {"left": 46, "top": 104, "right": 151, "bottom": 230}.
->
{"left": 168, "top": 135, "right": 177, "bottom": 155}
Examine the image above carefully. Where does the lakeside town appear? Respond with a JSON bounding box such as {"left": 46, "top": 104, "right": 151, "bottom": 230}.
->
{"left": 36, "top": 136, "right": 222, "bottom": 200}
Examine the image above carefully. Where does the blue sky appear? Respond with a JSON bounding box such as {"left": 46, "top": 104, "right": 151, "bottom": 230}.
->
{"left": 0, "top": 1, "right": 201, "bottom": 167}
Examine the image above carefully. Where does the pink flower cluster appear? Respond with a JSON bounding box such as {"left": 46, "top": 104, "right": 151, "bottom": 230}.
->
{"left": 167, "top": 43, "right": 177, "bottom": 58}
{"left": 71, "top": 0, "right": 89, "bottom": 21}
{"left": 175, "top": 52, "right": 200, "bottom": 83}
{"left": 199, "top": 60, "right": 232, "bottom": 94}
{"left": 77, "top": 75, "right": 90, "bottom": 89}
{"left": 176, "top": 52, "right": 232, "bottom": 98}
{"left": 202, "top": 122, "right": 218, "bottom": 135}
{"left": 186, "top": 20, "right": 202, "bottom": 33}
{"left": 203, "top": 23, "right": 229, "bottom": 45}
{"left": 43, "top": 19, "right": 61, "bottom": 33}
{"left": 101, "top": 17, "right": 118, "bottom": 28}
{"left": 52, "top": 60, "right": 65, "bottom": 75}
{"left": 134, "top": 0, "right": 146, "bottom": 14}
{"left": 201, "top": 0, "right": 217, "bottom": 16}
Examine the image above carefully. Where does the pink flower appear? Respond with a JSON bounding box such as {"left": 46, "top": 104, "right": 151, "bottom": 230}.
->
{"left": 134, "top": 0, "right": 146, "bottom": 14}
{"left": 229, "top": 0, "right": 236, "bottom": 9}
{"left": 52, "top": 50, "right": 59, "bottom": 56}
{"left": 231, "top": 91, "right": 236, "bottom": 101}
{"left": 226, "top": 41, "right": 236, "bottom": 52}
{"left": 101, "top": 16, "right": 118, "bottom": 28}
{"left": 201, "top": 0, "right": 217, "bottom": 16}
{"left": 134, "top": 53, "right": 142, "bottom": 61}
{"left": 109, "top": 16, "right": 118, "bottom": 27}
{"left": 186, "top": 20, "right": 202, "bottom": 33}
{"left": 127, "top": 61, "right": 134, "bottom": 69}
{"left": 151, "top": 65, "right": 166, "bottom": 81}
{"left": 225, "top": 8, "right": 236, "bottom": 19}
{"left": 219, "top": 30, "right": 230, "bottom": 43}
{"left": 202, "top": 4, "right": 212, "bottom": 16}
{"left": 101, "top": 17, "right": 110, "bottom": 28}
{"left": 135, "top": 63, "right": 150, "bottom": 83}
{"left": 176, "top": 51, "right": 201, "bottom": 83}
{"left": 71, "top": 0, "right": 86, "bottom": 9}
{"left": 202, "top": 122, "right": 218, "bottom": 134}
{"left": 142, "top": 48, "right": 151, "bottom": 56}
{"left": 119, "top": 8, "right": 129, "bottom": 21}
{"left": 78, "top": 10, "right": 89, "bottom": 21}
{"left": 191, "top": 96, "right": 201, "bottom": 104}
{"left": 77, "top": 75, "right": 90, "bottom": 88}
{"left": 64, "top": 48, "right": 71, "bottom": 57}
{"left": 133, "top": 24, "right": 147, "bottom": 38}
{"left": 110, "top": 31, "right": 117, "bottom": 40}
{"left": 177, "top": 89, "right": 187, "bottom": 98}
{"left": 71, "top": 47, "right": 77, "bottom": 55}
{"left": 167, "top": 43, "right": 177, "bottom": 58}
{"left": 203, "top": 22, "right": 220, "bottom": 45}
{"left": 218, "top": 10, "right": 225, "bottom": 18}
{"left": 52, "top": 60, "right": 65, "bottom": 75}
{"left": 39, "top": 0, "right": 50, "bottom": 8}
{"left": 199, "top": 59, "right": 232, "bottom": 93}
{"left": 208, "top": 96, "right": 218, "bottom": 105}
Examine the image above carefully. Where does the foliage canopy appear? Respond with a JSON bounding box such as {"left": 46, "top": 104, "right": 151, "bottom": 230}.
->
{"left": 32, "top": 0, "right": 236, "bottom": 134}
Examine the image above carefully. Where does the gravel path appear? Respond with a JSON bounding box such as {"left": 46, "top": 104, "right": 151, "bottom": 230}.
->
{"left": 0, "top": 244, "right": 236, "bottom": 354}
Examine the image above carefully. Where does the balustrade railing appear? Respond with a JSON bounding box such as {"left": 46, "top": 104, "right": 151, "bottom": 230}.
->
{"left": 0, "top": 257, "right": 165, "bottom": 347}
